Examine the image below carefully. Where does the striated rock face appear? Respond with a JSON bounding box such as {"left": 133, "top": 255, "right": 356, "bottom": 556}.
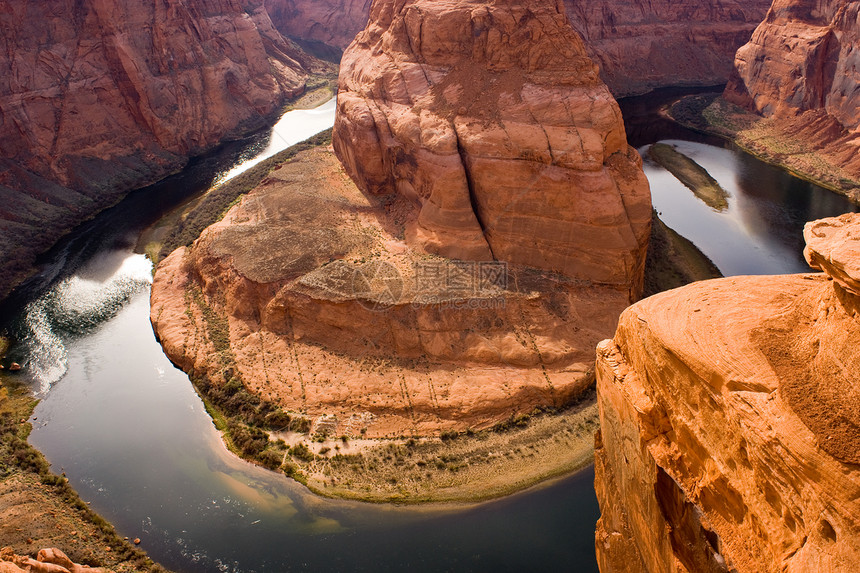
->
{"left": 564, "top": 0, "right": 772, "bottom": 97}
{"left": 594, "top": 212, "right": 860, "bottom": 572}
{"left": 0, "top": 0, "right": 324, "bottom": 299}
{"left": 333, "top": 0, "right": 651, "bottom": 296}
{"left": 725, "top": 0, "right": 860, "bottom": 178}
{"left": 151, "top": 147, "right": 630, "bottom": 436}
{"left": 266, "top": 0, "right": 372, "bottom": 51}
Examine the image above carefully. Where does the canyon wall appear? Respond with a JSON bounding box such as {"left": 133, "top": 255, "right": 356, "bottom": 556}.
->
{"left": 564, "top": 0, "right": 772, "bottom": 96}
{"left": 594, "top": 212, "right": 860, "bottom": 572}
{"left": 725, "top": 0, "right": 860, "bottom": 179}
{"left": 333, "top": 0, "right": 651, "bottom": 294}
{"left": 0, "top": 0, "right": 323, "bottom": 299}
{"left": 266, "top": 0, "right": 372, "bottom": 52}
{"left": 266, "top": 0, "right": 772, "bottom": 95}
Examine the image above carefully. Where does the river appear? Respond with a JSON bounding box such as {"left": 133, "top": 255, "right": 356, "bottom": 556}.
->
{"left": 1, "top": 89, "right": 857, "bottom": 572}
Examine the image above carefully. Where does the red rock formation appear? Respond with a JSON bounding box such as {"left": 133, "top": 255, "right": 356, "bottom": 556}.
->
{"left": 151, "top": 147, "right": 624, "bottom": 437}
{"left": 266, "top": 0, "right": 372, "bottom": 51}
{"left": 564, "top": 0, "right": 772, "bottom": 96}
{"left": 333, "top": 0, "right": 651, "bottom": 295}
{"left": 0, "top": 0, "right": 325, "bottom": 299}
{"left": 725, "top": 0, "right": 860, "bottom": 179}
{"left": 594, "top": 212, "right": 860, "bottom": 572}
{"left": 0, "top": 547, "right": 110, "bottom": 573}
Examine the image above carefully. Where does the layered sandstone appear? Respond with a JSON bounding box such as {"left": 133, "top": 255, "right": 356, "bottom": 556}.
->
{"left": 152, "top": 147, "right": 628, "bottom": 436}
{"left": 266, "top": 0, "right": 372, "bottom": 51}
{"left": 333, "top": 0, "right": 652, "bottom": 295}
{"left": 564, "top": 0, "right": 772, "bottom": 96}
{"left": 0, "top": 0, "right": 327, "bottom": 299}
{"left": 725, "top": 0, "right": 860, "bottom": 183}
{"left": 594, "top": 212, "right": 860, "bottom": 572}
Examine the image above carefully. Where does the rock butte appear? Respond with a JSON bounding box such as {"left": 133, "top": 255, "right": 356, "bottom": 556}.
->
{"left": 152, "top": 0, "right": 653, "bottom": 437}
{"left": 333, "top": 0, "right": 652, "bottom": 291}
{"left": 151, "top": 148, "right": 628, "bottom": 437}
{"left": 594, "top": 212, "right": 860, "bottom": 572}
{"left": 725, "top": 0, "right": 860, "bottom": 186}
{"left": 0, "top": 0, "right": 329, "bottom": 299}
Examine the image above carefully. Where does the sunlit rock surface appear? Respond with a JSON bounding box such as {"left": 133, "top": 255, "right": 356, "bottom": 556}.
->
{"left": 594, "top": 212, "right": 860, "bottom": 572}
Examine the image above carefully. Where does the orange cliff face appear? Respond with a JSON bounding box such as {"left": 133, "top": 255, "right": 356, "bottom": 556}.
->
{"left": 151, "top": 0, "right": 652, "bottom": 438}
{"left": 594, "top": 212, "right": 860, "bottom": 572}
{"left": 725, "top": 0, "right": 860, "bottom": 184}
{"left": 0, "top": 0, "right": 323, "bottom": 299}
{"left": 333, "top": 0, "right": 651, "bottom": 294}
{"left": 565, "top": 0, "right": 772, "bottom": 97}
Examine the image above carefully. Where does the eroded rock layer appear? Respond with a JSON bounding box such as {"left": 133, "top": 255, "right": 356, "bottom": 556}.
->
{"left": 0, "top": 0, "right": 325, "bottom": 299}
{"left": 564, "top": 0, "right": 772, "bottom": 96}
{"left": 725, "top": 0, "right": 860, "bottom": 179}
{"left": 594, "top": 212, "right": 860, "bottom": 572}
{"left": 151, "top": 147, "right": 628, "bottom": 437}
{"left": 332, "top": 0, "right": 651, "bottom": 296}
{"left": 266, "top": 0, "right": 373, "bottom": 51}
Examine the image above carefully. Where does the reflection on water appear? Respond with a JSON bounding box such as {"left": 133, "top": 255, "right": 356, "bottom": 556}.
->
{"left": 27, "top": 280, "right": 599, "bottom": 571}
{"left": 11, "top": 252, "right": 152, "bottom": 393}
{"left": 215, "top": 98, "right": 337, "bottom": 185}
{"left": 644, "top": 140, "right": 858, "bottom": 276}
{"left": 6, "top": 96, "right": 600, "bottom": 572}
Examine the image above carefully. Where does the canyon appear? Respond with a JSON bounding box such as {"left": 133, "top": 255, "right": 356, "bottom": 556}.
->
{"left": 151, "top": 0, "right": 651, "bottom": 443}
{"left": 719, "top": 0, "right": 860, "bottom": 197}
{"left": 0, "top": 0, "right": 331, "bottom": 300}
{"left": 594, "top": 212, "right": 860, "bottom": 572}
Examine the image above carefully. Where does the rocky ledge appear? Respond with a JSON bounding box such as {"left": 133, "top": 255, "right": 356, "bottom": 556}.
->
{"left": 0, "top": 547, "right": 110, "bottom": 573}
{"left": 594, "top": 212, "right": 860, "bottom": 572}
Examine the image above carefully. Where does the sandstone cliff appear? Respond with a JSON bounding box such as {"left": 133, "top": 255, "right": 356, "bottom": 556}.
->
{"left": 565, "top": 0, "right": 772, "bottom": 96}
{"left": 725, "top": 0, "right": 860, "bottom": 183}
{"left": 266, "top": 0, "right": 372, "bottom": 52}
{"left": 333, "top": 0, "right": 651, "bottom": 294}
{"left": 0, "top": 0, "right": 326, "bottom": 300}
{"left": 594, "top": 212, "right": 860, "bottom": 572}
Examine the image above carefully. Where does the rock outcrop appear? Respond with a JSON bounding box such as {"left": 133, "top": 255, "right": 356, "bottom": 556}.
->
{"left": 725, "top": 0, "right": 860, "bottom": 181}
{"left": 152, "top": 147, "right": 628, "bottom": 436}
{"left": 594, "top": 212, "right": 860, "bottom": 572}
{"left": 266, "top": 0, "right": 372, "bottom": 52}
{"left": 333, "top": 0, "right": 651, "bottom": 294}
{"left": 0, "top": 0, "right": 327, "bottom": 300}
{"left": 0, "top": 547, "right": 110, "bottom": 573}
{"left": 564, "top": 0, "right": 772, "bottom": 96}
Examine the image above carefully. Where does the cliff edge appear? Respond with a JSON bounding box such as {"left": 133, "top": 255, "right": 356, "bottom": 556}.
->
{"left": 594, "top": 212, "right": 860, "bottom": 572}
